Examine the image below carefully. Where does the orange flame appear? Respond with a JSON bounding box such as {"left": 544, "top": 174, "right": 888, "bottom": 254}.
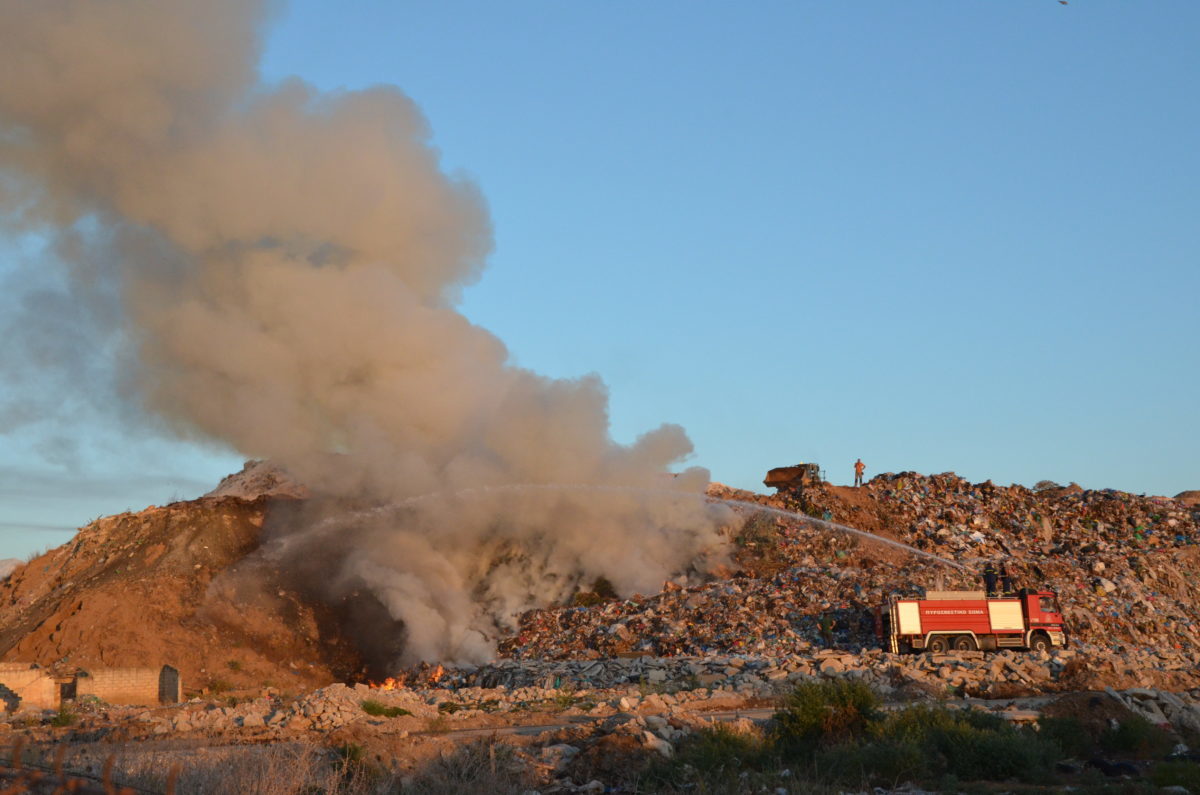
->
{"left": 367, "top": 665, "right": 444, "bottom": 689}
{"left": 371, "top": 676, "right": 405, "bottom": 691}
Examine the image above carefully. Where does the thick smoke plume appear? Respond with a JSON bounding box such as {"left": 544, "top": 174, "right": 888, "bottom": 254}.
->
{"left": 0, "top": 0, "right": 730, "bottom": 665}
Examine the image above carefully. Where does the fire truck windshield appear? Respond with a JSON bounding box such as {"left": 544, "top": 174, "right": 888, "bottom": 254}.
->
{"left": 1039, "top": 596, "right": 1060, "bottom": 614}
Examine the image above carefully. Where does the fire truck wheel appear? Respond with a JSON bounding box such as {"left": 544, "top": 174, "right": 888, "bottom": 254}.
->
{"left": 952, "top": 635, "right": 977, "bottom": 652}
{"left": 927, "top": 636, "right": 949, "bottom": 655}
{"left": 1029, "top": 632, "right": 1050, "bottom": 653}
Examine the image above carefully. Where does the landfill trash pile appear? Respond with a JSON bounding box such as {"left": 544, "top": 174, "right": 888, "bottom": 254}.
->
{"left": 498, "top": 471, "right": 1200, "bottom": 666}
{"left": 498, "top": 562, "right": 944, "bottom": 660}
{"left": 803, "top": 472, "right": 1199, "bottom": 562}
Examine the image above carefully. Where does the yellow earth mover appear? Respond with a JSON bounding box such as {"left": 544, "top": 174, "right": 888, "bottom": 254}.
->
{"left": 763, "top": 463, "right": 823, "bottom": 498}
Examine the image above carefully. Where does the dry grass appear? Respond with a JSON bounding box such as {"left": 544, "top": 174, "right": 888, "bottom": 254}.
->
{"left": 401, "top": 740, "right": 535, "bottom": 795}
{"left": 115, "top": 742, "right": 387, "bottom": 795}
{"left": 19, "top": 737, "right": 540, "bottom": 795}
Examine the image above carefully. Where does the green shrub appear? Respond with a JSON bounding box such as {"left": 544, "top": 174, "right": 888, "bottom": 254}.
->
{"left": 772, "top": 679, "right": 881, "bottom": 758}
{"left": 49, "top": 705, "right": 77, "bottom": 727}
{"left": 659, "top": 685, "right": 1075, "bottom": 788}
{"left": 643, "top": 724, "right": 769, "bottom": 790}
{"left": 677, "top": 724, "right": 767, "bottom": 776}
{"left": 1100, "top": 715, "right": 1175, "bottom": 759}
{"left": 360, "top": 699, "right": 411, "bottom": 718}
{"left": 940, "top": 723, "right": 1057, "bottom": 783}
{"left": 873, "top": 703, "right": 961, "bottom": 744}
{"left": 1151, "top": 760, "right": 1200, "bottom": 790}
{"left": 1038, "top": 715, "right": 1094, "bottom": 758}
{"left": 815, "top": 740, "right": 925, "bottom": 788}
{"left": 871, "top": 704, "right": 1059, "bottom": 783}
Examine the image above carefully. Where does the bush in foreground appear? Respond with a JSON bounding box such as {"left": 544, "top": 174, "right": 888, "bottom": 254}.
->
{"left": 49, "top": 704, "right": 77, "bottom": 727}
{"left": 1100, "top": 713, "right": 1176, "bottom": 759}
{"left": 1037, "top": 714, "right": 1094, "bottom": 758}
{"left": 1151, "top": 759, "right": 1200, "bottom": 791}
{"left": 772, "top": 679, "right": 881, "bottom": 758}
{"left": 360, "top": 699, "right": 411, "bottom": 718}
{"left": 654, "top": 681, "right": 1069, "bottom": 790}
{"left": 871, "top": 703, "right": 1058, "bottom": 783}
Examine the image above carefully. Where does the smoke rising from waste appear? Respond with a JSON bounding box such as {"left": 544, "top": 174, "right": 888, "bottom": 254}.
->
{"left": 0, "top": 0, "right": 729, "bottom": 664}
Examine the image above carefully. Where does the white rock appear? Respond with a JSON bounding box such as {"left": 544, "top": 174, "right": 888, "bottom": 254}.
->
{"left": 643, "top": 730, "right": 674, "bottom": 758}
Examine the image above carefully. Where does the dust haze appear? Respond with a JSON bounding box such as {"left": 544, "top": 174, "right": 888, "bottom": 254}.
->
{"left": 0, "top": 0, "right": 732, "bottom": 665}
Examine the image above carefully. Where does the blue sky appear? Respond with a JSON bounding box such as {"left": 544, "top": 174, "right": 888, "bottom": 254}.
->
{"left": 1, "top": 1, "right": 1198, "bottom": 557}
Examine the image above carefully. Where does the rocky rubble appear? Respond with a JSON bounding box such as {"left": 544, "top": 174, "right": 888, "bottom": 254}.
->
{"left": 83, "top": 643, "right": 1200, "bottom": 739}
{"left": 12, "top": 659, "right": 1200, "bottom": 795}
{"left": 444, "top": 643, "right": 1200, "bottom": 701}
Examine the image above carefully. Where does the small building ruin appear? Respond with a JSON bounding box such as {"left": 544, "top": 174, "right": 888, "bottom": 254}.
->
{"left": 0, "top": 662, "right": 181, "bottom": 711}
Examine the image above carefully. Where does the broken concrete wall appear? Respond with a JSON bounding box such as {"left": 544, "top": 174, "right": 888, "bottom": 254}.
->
{"left": 78, "top": 665, "right": 180, "bottom": 705}
{"left": 0, "top": 663, "right": 58, "bottom": 711}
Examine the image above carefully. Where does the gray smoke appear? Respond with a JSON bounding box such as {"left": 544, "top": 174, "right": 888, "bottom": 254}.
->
{"left": 0, "top": 0, "right": 731, "bottom": 665}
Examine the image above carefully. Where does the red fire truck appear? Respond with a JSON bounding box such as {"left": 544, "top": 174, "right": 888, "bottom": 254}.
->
{"left": 886, "top": 589, "right": 1067, "bottom": 654}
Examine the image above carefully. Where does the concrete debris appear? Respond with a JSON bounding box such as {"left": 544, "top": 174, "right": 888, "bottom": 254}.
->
{"left": 642, "top": 730, "right": 673, "bottom": 758}
{"left": 7, "top": 664, "right": 1200, "bottom": 793}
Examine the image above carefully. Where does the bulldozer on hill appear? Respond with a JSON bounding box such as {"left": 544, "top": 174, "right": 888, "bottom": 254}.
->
{"left": 763, "top": 463, "right": 823, "bottom": 499}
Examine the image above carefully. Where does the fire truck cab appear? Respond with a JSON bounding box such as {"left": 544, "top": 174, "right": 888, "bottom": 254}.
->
{"left": 887, "top": 588, "right": 1067, "bottom": 654}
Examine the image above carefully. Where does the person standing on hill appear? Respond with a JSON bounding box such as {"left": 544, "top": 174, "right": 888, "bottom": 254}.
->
{"left": 818, "top": 613, "right": 836, "bottom": 648}
{"left": 854, "top": 458, "right": 866, "bottom": 487}
{"left": 999, "top": 562, "right": 1014, "bottom": 594}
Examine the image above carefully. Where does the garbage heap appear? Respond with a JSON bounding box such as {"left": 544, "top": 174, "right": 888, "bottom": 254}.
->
{"left": 498, "top": 471, "right": 1200, "bottom": 663}
{"left": 803, "top": 473, "right": 1197, "bottom": 562}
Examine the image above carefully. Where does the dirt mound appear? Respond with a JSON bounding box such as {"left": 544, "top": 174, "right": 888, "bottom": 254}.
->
{"left": 1176, "top": 490, "right": 1200, "bottom": 508}
{"left": 205, "top": 460, "right": 308, "bottom": 500}
{"left": 0, "top": 495, "right": 364, "bottom": 693}
{"left": 1039, "top": 690, "right": 1141, "bottom": 737}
